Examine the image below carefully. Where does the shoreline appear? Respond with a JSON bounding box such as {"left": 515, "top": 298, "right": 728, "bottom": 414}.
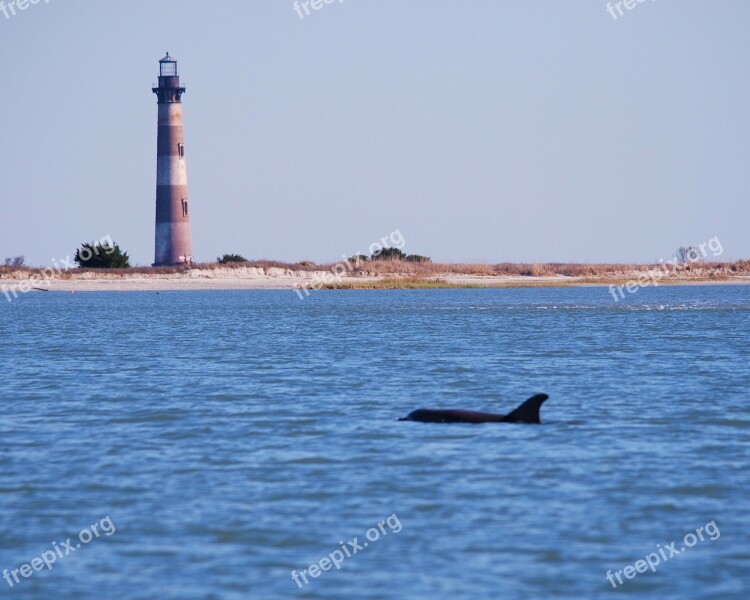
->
{"left": 2, "top": 268, "right": 750, "bottom": 293}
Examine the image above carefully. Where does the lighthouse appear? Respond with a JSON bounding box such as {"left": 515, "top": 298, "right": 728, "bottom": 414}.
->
{"left": 152, "top": 53, "right": 194, "bottom": 266}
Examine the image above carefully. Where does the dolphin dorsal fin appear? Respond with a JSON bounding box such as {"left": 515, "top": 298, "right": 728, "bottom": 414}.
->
{"left": 502, "top": 394, "right": 549, "bottom": 424}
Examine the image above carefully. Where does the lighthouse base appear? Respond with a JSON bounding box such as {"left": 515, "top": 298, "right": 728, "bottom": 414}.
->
{"left": 154, "top": 222, "right": 193, "bottom": 266}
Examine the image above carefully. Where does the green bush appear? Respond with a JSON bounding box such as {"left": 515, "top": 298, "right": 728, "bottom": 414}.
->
{"left": 370, "top": 248, "right": 431, "bottom": 263}
{"left": 372, "top": 247, "right": 406, "bottom": 261}
{"left": 74, "top": 241, "right": 130, "bottom": 268}
{"left": 218, "top": 253, "right": 249, "bottom": 264}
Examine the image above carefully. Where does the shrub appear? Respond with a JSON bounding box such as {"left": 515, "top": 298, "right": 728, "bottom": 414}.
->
{"left": 369, "top": 248, "right": 430, "bottom": 263}
{"left": 218, "top": 254, "right": 249, "bottom": 264}
{"left": 3, "top": 256, "right": 25, "bottom": 267}
{"left": 372, "top": 247, "right": 406, "bottom": 261}
{"left": 74, "top": 241, "right": 130, "bottom": 268}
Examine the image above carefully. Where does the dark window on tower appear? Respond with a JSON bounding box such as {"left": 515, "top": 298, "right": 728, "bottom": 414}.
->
{"left": 182, "top": 199, "right": 189, "bottom": 217}
{"left": 178, "top": 143, "right": 185, "bottom": 159}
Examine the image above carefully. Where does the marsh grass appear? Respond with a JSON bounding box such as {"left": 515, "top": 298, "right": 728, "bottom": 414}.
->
{"left": 1, "top": 259, "right": 748, "bottom": 283}
{"left": 340, "top": 259, "right": 750, "bottom": 278}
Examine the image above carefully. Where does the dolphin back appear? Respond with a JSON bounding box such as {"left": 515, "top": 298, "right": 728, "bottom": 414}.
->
{"left": 501, "top": 393, "right": 549, "bottom": 424}
{"left": 398, "top": 393, "right": 550, "bottom": 424}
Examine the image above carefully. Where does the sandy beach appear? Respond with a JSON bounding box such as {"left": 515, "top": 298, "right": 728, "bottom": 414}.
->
{"left": 2, "top": 265, "right": 749, "bottom": 294}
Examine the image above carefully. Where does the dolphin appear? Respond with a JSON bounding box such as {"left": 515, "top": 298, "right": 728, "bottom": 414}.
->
{"left": 399, "top": 393, "right": 549, "bottom": 424}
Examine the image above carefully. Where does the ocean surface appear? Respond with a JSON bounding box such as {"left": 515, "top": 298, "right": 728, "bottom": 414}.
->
{"left": 1, "top": 286, "right": 748, "bottom": 599}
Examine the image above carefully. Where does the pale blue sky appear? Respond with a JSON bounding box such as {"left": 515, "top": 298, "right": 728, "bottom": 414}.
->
{"left": 1, "top": 1, "right": 748, "bottom": 266}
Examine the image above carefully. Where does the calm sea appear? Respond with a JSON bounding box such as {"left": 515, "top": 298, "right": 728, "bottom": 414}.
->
{"left": 1, "top": 286, "right": 748, "bottom": 599}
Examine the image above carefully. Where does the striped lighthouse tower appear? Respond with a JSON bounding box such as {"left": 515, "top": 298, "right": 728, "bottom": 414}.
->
{"left": 152, "top": 53, "right": 193, "bottom": 266}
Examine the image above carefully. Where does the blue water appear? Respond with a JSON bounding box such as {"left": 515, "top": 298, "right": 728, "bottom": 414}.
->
{"left": 1, "top": 286, "right": 749, "bottom": 599}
